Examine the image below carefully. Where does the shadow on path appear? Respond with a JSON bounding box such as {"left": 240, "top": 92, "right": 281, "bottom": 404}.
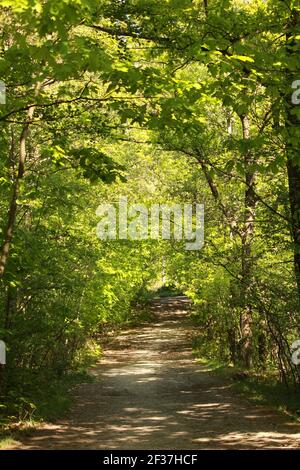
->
{"left": 11, "top": 297, "right": 300, "bottom": 449}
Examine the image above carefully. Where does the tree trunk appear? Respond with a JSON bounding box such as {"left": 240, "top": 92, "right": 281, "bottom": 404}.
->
{"left": 0, "top": 87, "right": 39, "bottom": 280}
{"left": 239, "top": 114, "right": 256, "bottom": 369}
{"left": 227, "top": 327, "right": 236, "bottom": 364}
{"left": 286, "top": 159, "right": 300, "bottom": 297}
{"left": 285, "top": 9, "right": 300, "bottom": 301}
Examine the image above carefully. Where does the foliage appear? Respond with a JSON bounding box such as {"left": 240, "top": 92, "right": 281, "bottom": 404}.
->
{"left": 0, "top": 0, "right": 300, "bottom": 426}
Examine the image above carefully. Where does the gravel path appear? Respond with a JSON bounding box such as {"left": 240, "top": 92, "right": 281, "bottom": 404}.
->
{"left": 11, "top": 296, "right": 300, "bottom": 449}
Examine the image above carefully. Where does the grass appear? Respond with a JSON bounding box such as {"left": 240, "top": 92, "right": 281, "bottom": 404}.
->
{"left": 34, "top": 370, "right": 95, "bottom": 421}
{"left": 232, "top": 375, "right": 300, "bottom": 421}
{"left": 0, "top": 436, "right": 17, "bottom": 449}
{"left": 0, "top": 424, "right": 38, "bottom": 449}
{"left": 194, "top": 355, "right": 300, "bottom": 422}
{"left": 0, "top": 369, "right": 95, "bottom": 449}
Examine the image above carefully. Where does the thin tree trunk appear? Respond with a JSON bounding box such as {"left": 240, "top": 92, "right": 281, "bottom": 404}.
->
{"left": 239, "top": 114, "right": 256, "bottom": 369}
{"left": 4, "top": 285, "right": 14, "bottom": 331}
{"left": 286, "top": 160, "right": 300, "bottom": 296}
{"left": 0, "top": 85, "right": 40, "bottom": 280}
{"left": 0, "top": 183, "right": 19, "bottom": 280}
{"left": 285, "top": 9, "right": 300, "bottom": 302}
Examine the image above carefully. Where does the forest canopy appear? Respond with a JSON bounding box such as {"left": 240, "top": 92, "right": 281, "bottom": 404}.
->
{"left": 0, "top": 0, "right": 300, "bottom": 424}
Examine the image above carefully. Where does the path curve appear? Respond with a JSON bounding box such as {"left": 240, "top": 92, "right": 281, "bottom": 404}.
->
{"left": 12, "top": 297, "right": 300, "bottom": 449}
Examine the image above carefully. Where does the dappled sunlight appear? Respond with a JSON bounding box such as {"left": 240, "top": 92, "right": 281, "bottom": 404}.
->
{"left": 12, "top": 297, "right": 300, "bottom": 450}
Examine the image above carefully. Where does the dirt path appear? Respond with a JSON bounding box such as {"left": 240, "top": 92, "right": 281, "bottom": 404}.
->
{"left": 12, "top": 297, "right": 300, "bottom": 449}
